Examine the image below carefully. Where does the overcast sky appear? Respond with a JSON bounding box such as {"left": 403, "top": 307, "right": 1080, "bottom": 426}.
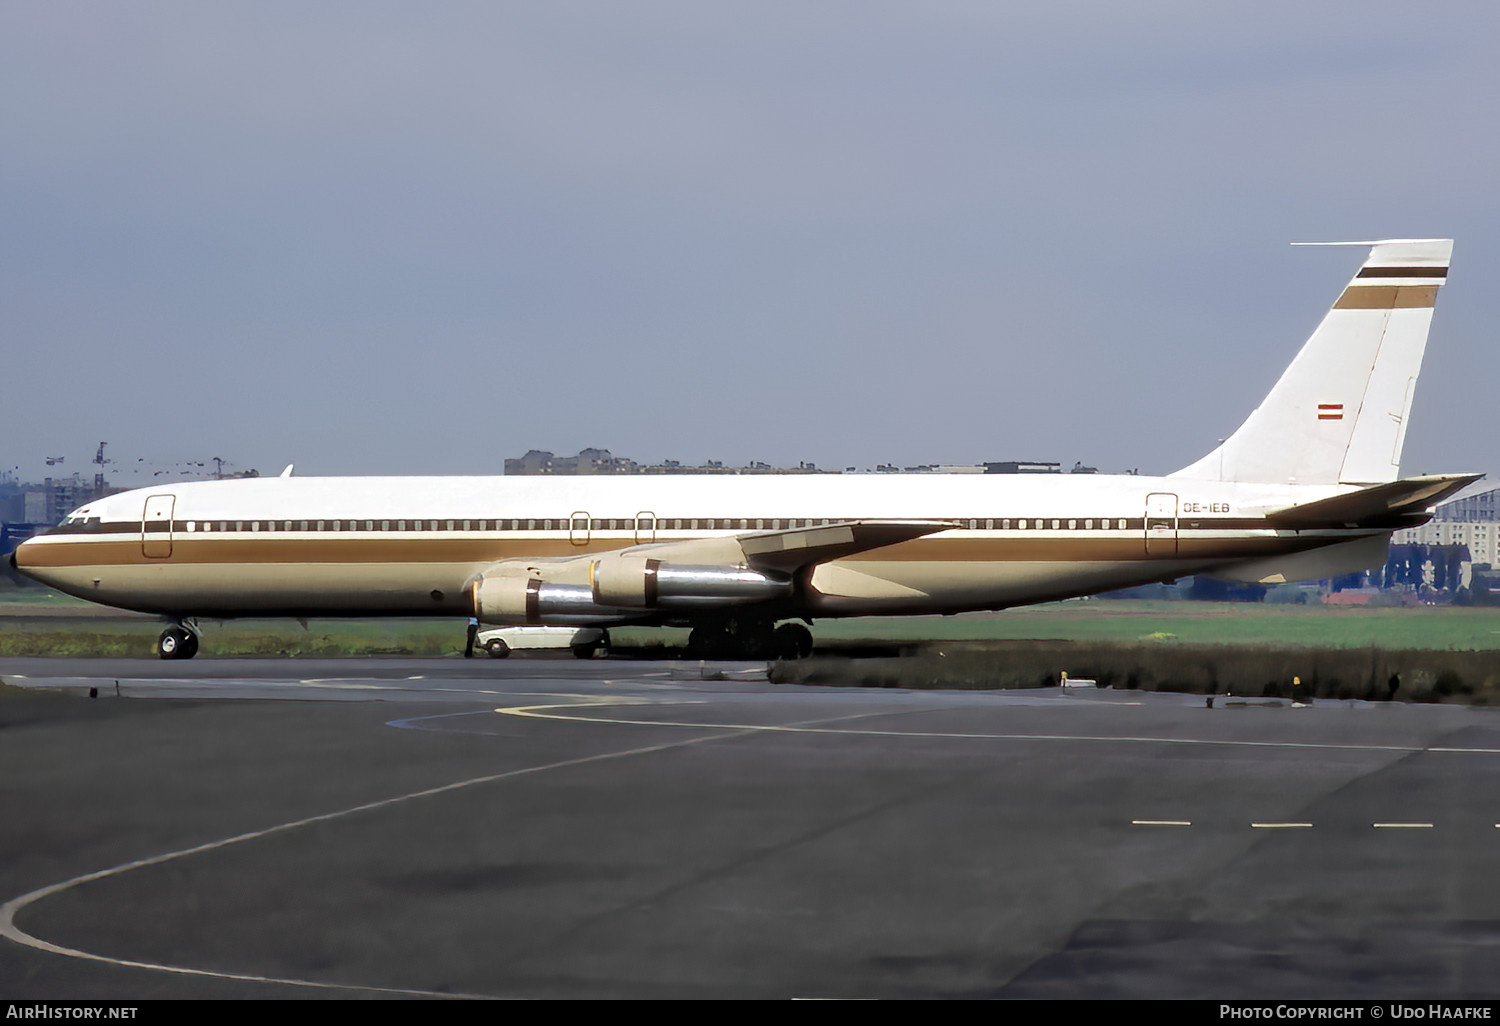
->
{"left": 4, "top": 2, "right": 1499, "bottom": 485}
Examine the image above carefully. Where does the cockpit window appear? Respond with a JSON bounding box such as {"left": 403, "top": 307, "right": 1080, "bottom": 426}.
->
{"left": 48, "top": 512, "right": 105, "bottom": 534}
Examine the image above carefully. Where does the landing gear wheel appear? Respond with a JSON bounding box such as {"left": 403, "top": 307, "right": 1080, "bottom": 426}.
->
{"left": 687, "top": 625, "right": 729, "bottom": 659}
{"left": 689, "top": 621, "right": 790, "bottom": 660}
{"left": 157, "top": 626, "right": 198, "bottom": 660}
{"left": 571, "top": 642, "right": 600, "bottom": 659}
{"left": 485, "top": 639, "right": 510, "bottom": 659}
{"left": 774, "top": 623, "right": 814, "bottom": 660}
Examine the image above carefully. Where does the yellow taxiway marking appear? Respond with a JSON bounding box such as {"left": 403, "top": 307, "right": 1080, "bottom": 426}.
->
{"left": 1251, "top": 822, "right": 1314, "bottom": 829}
{"left": 1131, "top": 820, "right": 1191, "bottom": 827}
{"left": 1373, "top": 822, "right": 1434, "bottom": 829}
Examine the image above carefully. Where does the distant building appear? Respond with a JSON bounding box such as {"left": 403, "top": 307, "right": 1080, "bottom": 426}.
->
{"left": 503, "top": 449, "right": 828, "bottom": 476}
{"left": 984, "top": 461, "right": 1061, "bottom": 474}
{"left": 1393, "top": 520, "right": 1498, "bottom": 570}
{"left": 503, "top": 448, "right": 642, "bottom": 476}
{"left": 1432, "top": 485, "right": 1500, "bottom": 522}
{"left": 23, "top": 475, "right": 95, "bottom": 525}
{"left": 1379, "top": 487, "right": 1500, "bottom": 596}
{"left": 504, "top": 449, "right": 1106, "bottom": 477}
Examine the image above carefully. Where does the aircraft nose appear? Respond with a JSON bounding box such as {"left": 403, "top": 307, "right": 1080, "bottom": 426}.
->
{"left": 11, "top": 537, "right": 37, "bottom": 576}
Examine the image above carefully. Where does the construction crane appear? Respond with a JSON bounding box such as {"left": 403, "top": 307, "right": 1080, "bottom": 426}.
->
{"left": 92, "top": 442, "right": 114, "bottom": 493}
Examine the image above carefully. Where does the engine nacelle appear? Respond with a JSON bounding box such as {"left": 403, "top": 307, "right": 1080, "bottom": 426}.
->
{"left": 471, "top": 567, "right": 629, "bottom": 626}
{"left": 590, "top": 554, "right": 791, "bottom": 608}
{"left": 471, "top": 552, "right": 793, "bottom": 625}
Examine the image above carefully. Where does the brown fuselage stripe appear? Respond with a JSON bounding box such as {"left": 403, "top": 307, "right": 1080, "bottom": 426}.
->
{"left": 21, "top": 532, "right": 1367, "bottom": 568}
{"left": 36, "top": 515, "right": 1298, "bottom": 541}
{"left": 1356, "top": 266, "right": 1447, "bottom": 278}
{"left": 1333, "top": 285, "right": 1438, "bottom": 309}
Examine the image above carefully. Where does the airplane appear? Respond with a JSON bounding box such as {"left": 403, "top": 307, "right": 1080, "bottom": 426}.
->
{"left": 13, "top": 239, "right": 1478, "bottom": 660}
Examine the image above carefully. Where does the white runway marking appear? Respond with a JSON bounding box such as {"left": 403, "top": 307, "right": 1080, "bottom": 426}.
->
{"left": 0, "top": 696, "right": 888, "bottom": 997}
{"left": 0, "top": 717, "right": 760, "bottom": 997}
{"left": 6, "top": 682, "right": 1491, "bottom": 995}
{"left": 495, "top": 698, "right": 1500, "bottom": 756}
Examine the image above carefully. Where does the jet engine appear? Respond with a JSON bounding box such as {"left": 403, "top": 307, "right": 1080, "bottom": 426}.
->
{"left": 470, "top": 550, "right": 792, "bottom": 626}
{"left": 589, "top": 554, "right": 790, "bottom": 608}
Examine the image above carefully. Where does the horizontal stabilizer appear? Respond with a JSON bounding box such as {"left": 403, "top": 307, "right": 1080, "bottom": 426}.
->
{"left": 1264, "top": 474, "right": 1483, "bottom": 530}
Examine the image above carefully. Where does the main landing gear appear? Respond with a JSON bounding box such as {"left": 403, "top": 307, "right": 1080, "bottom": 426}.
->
{"left": 686, "top": 619, "right": 813, "bottom": 660}
{"left": 157, "top": 622, "right": 200, "bottom": 660}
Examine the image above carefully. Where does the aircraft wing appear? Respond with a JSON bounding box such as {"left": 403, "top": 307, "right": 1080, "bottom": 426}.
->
{"left": 470, "top": 520, "right": 955, "bottom": 624}
{"left": 1263, "top": 473, "right": 1483, "bottom": 530}
{"left": 728, "top": 520, "right": 955, "bottom": 572}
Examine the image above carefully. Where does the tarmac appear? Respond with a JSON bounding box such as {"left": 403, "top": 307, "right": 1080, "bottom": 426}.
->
{"left": 5, "top": 655, "right": 1500, "bottom": 999}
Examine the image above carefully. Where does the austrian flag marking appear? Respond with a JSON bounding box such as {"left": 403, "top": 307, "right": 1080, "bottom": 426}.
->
{"left": 1317, "top": 403, "right": 1344, "bottom": 421}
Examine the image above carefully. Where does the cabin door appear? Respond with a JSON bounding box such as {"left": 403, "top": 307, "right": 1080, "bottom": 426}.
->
{"left": 141, "top": 494, "right": 175, "bottom": 559}
{"left": 1144, "top": 492, "right": 1179, "bottom": 557}
{"left": 569, "top": 511, "right": 591, "bottom": 546}
{"left": 635, "top": 511, "right": 657, "bottom": 545}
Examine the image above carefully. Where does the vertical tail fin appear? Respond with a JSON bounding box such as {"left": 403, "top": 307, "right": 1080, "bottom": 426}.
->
{"left": 1173, "top": 239, "right": 1452, "bottom": 485}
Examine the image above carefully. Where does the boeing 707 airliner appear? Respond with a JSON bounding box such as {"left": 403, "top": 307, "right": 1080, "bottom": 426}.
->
{"left": 14, "top": 239, "right": 1477, "bottom": 659}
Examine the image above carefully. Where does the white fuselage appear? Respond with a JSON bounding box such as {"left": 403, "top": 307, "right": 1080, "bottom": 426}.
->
{"left": 15, "top": 472, "right": 1372, "bottom": 623}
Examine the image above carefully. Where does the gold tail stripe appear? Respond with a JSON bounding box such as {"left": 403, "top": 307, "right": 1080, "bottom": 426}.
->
{"left": 1333, "top": 285, "right": 1438, "bottom": 310}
